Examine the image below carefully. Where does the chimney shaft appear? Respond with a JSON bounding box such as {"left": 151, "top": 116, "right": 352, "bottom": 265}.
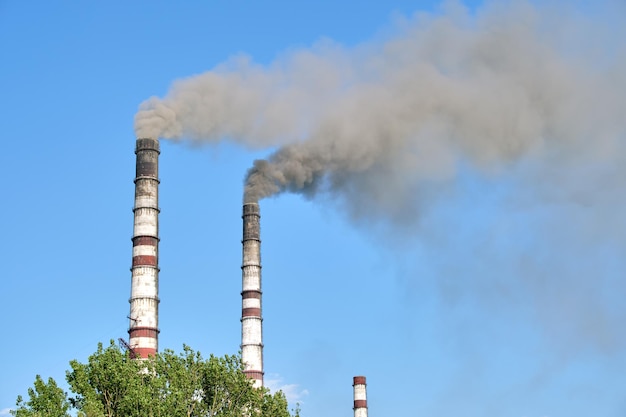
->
{"left": 353, "top": 376, "right": 368, "bottom": 417}
{"left": 128, "top": 137, "right": 160, "bottom": 358}
{"left": 241, "top": 202, "right": 264, "bottom": 387}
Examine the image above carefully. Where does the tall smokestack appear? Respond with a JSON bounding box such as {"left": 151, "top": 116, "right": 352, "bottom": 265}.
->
{"left": 241, "top": 202, "right": 264, "bottom": 387}
{"left": 128, "top": 137, "right": 160, "bottom": 358}
{"left": 353, "top": 376, "right": 368, "bottom": 417}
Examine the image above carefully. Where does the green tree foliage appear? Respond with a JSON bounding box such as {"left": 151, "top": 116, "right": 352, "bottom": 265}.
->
{"left": 11, "top": 375, "right": 71, "bottom": 417}
{"left": 13, "top": 341, "right": 299, "bottom": 417}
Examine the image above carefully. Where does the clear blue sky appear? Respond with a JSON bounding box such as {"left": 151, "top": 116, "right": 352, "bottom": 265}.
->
{"left": 1, "top": 1, "right": 625, "bottom": 416}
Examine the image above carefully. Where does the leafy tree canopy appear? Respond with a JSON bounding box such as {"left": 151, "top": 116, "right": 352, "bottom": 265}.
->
{"left": 12, "top": 341, "right": 299, "bottom": 417}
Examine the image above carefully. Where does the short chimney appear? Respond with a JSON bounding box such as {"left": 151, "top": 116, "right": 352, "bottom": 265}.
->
{"left": 353, "top": 376, "right": 368, "bottom": 417}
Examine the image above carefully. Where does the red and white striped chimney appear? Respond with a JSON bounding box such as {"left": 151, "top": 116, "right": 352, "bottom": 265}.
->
{"left": 353, "top": 376, "right": 368, "bottom": 417}
{"left": 241, "top": 202, "right": 264, "bottom": 387}
{"left": 128, "top": 137, "right": 160, "bottom": 358}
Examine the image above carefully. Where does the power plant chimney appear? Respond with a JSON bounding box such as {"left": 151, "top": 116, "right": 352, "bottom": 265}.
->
{"left": 128, "top": 137, "right": 160, "bottom": 358}
{"left": 353, "top": 376, "right": 368, "bottom": 417}
{"left": 241, "top": 202, "right": 264, "bottom": 387}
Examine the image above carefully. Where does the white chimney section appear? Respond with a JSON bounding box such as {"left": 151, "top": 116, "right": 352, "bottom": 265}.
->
{"left": 241, "top": 202, "right": 264, "bottom": 387}
{"left": 128, "top": 137, "right": 160, "bottom": 358}
{"left": 353, "top": 376, "right": 368, "bottom": 417}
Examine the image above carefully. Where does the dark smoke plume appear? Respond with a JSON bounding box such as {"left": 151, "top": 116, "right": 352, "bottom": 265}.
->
{"left": 134, "top": 1, "right": 625, "bottom": 214}
{"left": 133, "top": 0, "right": 626, "bottom": 378}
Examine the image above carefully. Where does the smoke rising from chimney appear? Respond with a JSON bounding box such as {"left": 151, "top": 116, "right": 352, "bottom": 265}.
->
{"left": 134, "top": 1, "right": 624, "bottom": 215}
{"left": 131, "top": 2, "right": 626, "bottom": 403}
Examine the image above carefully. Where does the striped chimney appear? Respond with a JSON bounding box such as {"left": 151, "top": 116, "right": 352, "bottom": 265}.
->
{"left": 353, "top": 376, "right": 368, "bottom": 417}
{"left": 128, "top": 137, "right": 160, "bottom": 358}
{"left": 241, "top": 202, "right": 264, "bottom": 387}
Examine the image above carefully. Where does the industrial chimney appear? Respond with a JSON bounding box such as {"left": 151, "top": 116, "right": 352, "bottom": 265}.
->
{"left": 353, "top": 376, "right": 368, "bottom": 417}
{"left": 128, "top": 137, "right": 160, "bottom": 358}
{"left": 241, "top": 202, "right": 264, "bottom": 387}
